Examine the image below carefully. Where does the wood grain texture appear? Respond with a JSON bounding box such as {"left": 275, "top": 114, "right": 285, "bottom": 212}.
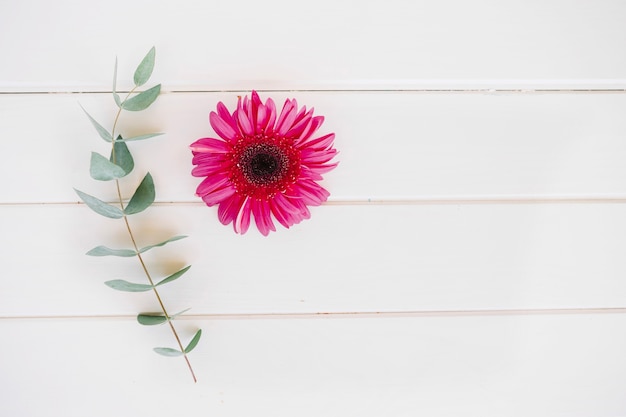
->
{"left": 2, "top": 203, "right": 626, "bottom": 317}
{"left": 1, "top": 0, "right": 625, "bottom": 415}
{"left": 2, "top": 92, "right": 626, "bottom": 203}
{"left": 2, "top": 314, "right": 626, "bottom": 417}
{"left": 1, "top": 0, "right": 626, "bottom": 91}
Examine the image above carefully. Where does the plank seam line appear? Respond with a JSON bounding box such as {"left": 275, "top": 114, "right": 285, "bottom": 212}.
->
{"left": 3, "top": 307, "right": 626, "bottom": 321}
{"left": 5, "top": 197, "right": 626, "bottom": 207}
{"left": 1, "top": 89, "right": 626, "bottom": 95}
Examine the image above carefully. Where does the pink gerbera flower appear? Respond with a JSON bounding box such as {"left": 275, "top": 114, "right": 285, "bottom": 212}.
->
{"left": 190, "top": 91, "right": 338, "bottom": 236}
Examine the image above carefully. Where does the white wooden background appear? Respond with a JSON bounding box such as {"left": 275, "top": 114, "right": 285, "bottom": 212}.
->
{"left": 2, "top": 0, "right": 626, "bottom": 415}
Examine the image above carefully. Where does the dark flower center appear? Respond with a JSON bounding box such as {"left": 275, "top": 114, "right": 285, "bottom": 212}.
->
{"left": 240, "top": 144, "right": 289, "bottom": 185}
{"left": 250, "top": 153, "right": 278, "bottom": 179}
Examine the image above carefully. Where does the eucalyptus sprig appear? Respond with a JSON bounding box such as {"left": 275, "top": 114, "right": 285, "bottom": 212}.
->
{"left": 75, "top": 47, "right": 200, "bottom": 382}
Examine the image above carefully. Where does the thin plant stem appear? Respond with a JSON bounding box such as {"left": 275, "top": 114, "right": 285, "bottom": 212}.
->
{"left": 111, "top": 91, "right": 197, "bottom": 383}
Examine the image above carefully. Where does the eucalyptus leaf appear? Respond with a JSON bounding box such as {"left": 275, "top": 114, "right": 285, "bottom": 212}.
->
{"left": 118, "top": 133, "right": 164, "bottom": 142}
{"left": 133, "top": 47, "right": 156, "bottom": 87}
{"left": 184, "top": 329, "right": 202, "bottom": 354}
{"left": 153, "top": 347, "right": 183, "bottom": 357}
{"left": 139, "top": 235, "right": 187, "bottom": 254}
{"left": 74, "top": 189, "right": 124, "bottom": 219}
{"left": 90, "top": 152, "right": 126, "bottom": 181}
{"left": 122, "top": 84, "right": 161, "bottom": 111}
{"left": 155, "top": 265, "right": 191, "bottom": 287}
{"left": 137, "top": 314, "right": 168, "bottom": 326}
{"left": 124, "top": 173, "right": 155, "bottom": 215}
{"left": 113, "top": 92, "right": 122, "bottom": 108}
{"left": 80, "top": 106, "right": 112, "bottom": 142}
{"left": 86, "top": 246, "right": 136, "bottom": 257}
{"left": 110, "top": 138, "right": 134, "bottom": 175}
{"left": 104, "top": 279, "right": 153, "bottom": 292}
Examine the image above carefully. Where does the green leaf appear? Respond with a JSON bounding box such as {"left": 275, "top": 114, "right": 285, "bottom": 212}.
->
{"left": 124, "top": 173, "right": 155, "bottom": 215}
{"left": 90, "top": 152, "right": 126, "bottom": 181}
{"left": 74, "top": 189, "right": 124, "bottom": 219}
{"left": 153, "top": 347, "right": 183, "bottom": 357}
{"left": 113, "top": 57, "right": 122, "bottom": 107}
{"left": 113, "top": 92, "right": 122, "bottom": 108}
{"left": 86, "top": 246, "right": 136, "bottom": 257}
{"left": 156, "top": 265, "right": 191, "bottom": 287}
{"left": 122, "top": 84, "right": 161, "bottom": 111}
{"left": 80, "top": 105, "right": 112, "bottom": 142}
{"left": 184, "top": 329, "right": 202, "bottom": 354}
{"left": 110, "top": 138, "right": 134, "bottom": 175}
{"left": 133, "top": 46, "right": 156, "bottom": 87}
{"left": 137, "top": 308, "right": 188, "bottom": 326}
{"left": 104, "top": 280, "right": 153, "bottom": 292}
{"left": 139, "top": 235, "right": 187, "bottom": 254}
{"left": 137, "top": 314, "right": 168, "bottom": 326}
{"left": 118, "top": 133, "right": 164, "bottom": 142}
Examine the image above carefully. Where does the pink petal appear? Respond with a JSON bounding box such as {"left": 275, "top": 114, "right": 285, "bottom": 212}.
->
{"left": 275, "top": 99, "right": 298, "bottom": 136}
{"left": 286, "top": 196, "right": 311, "bottom": 220}
{"left": 301, "top": 148, "right": 338, "bottom": 164}
{"left": 202, "top": 185, "right": 236, "bottom": 206}
{"left": 216, "top": 102, "right": 238, "bottom": 130}
{"left": 270, "top": 193, "right": 303, "bottom": 228}
{"left": 196, "top": 174, "right": 230, "bottom": 197}
{"left": 265, "top": 97, "right": 277, "bottom": 133}
{"left": 209, "top": 112, "right": 238, "bottom": 142}
{"left": 306, "top": 161, "right": 339, "bottom": 175}
{"left": 255, "top": 103, "right": 267, "bottom": 133}
{"left": 218, "top": 193, "right": 246, "bottom": 225}
{"left": 299, "top": 133, "right": 335, "bottom": 151}
{"left": 296, "top": 116, "right": 325, "bottom": 144}
{"left": 285, "top": 108, "right": 314, "bottom": 139}
{"left": 234, "top": 197, "right": 252, "bottom": 234}
{"left": 235, "top": 108, "right": 254, "bottom": 136}
{"left": 189, "top": 137, "right": 230, "bottom": 153}
{"left": 251, "top": 199, "right": 276, "bottom": 236}
{"left": 191, "top": 162, "right": 223, "bottom": 177}
{"left": 289, "top": 180, "right": 329, "bottom": 205}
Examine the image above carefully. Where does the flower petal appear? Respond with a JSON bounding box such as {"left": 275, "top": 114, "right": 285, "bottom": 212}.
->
{"left": 275, "top": 99, "right": 298, "bottom": 136}
{"left": 209, "top": 112, "right": 238, "bottom": 142}
{"left": 234, "top": 197, "right": 252, "bottom": 234}
{"left": 251, "top": 199, "right": 276, "bottom": 236}
{"left": 264, "top": 97, "right": 277, "bottom": 133}
{"left": 196, "top": 174, "right": 230, "bottom": 197}
{"left": 236, "top": 108, "right": 254, "bottom": 136}
{"left": 190, "top": 137, "right": 230, "bottom": 153}
{"left": 202, "top": 185, "right": 236, "bottom": 206}
{"left": 218, "top": 193, "right": 246, "bottom": 225}
{"left": 297, "top": 115, "right": 325, "bottom": 143}
{"left": 299, "top": 133, "right": 335, "bottom": 151}
{"left": 289, "top": 179, "right": 330, "bottom": 206}
{"left": 285, "top": 107, "right": 314, "bottom": 139}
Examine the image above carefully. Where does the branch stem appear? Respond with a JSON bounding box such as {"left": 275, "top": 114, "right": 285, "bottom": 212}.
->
{"left": 111, "top": 92, "right": 197, "bottom": 383}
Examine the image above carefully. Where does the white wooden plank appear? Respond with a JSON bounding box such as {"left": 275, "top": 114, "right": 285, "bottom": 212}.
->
{"left": 1, "top": 313, "right": 625, "bottom": 416}
{"left": 2, "top": 203, "right": 626, "bottom": 316}
{"left": 1, "top": 0, "right": 626, "bottom": 91}
{"left": 3, "top": 92, "right": 626, "bottom": 203}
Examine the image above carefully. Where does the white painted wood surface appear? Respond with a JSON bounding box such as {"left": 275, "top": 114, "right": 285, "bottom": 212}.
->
{"left": 1, "top": 0, "right": 626, "bottom": 416}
